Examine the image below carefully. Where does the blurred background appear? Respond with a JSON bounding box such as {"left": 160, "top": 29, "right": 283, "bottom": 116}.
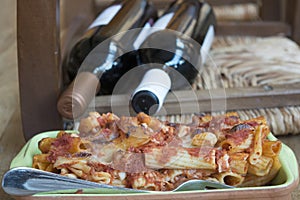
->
{"left": 0, "top": 1, "right": 25, "bottom": 198}
{"left": 0, "top": 0, "right": 19, "bottom": 140}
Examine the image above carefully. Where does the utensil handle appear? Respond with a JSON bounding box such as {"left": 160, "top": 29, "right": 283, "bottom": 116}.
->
{"left": 2, "top": 167, "right": 142, "bottom": 196}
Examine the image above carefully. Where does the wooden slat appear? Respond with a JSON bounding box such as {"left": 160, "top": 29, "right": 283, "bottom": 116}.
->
{"left": 206, "top": 0, "right": 258, "bottom": 6}
{"left": 17, "top": 0, "right": 63, "bottom": 140}
{"left": 216, "top": 21, "right": 291, "bottom": 37}
{"left": 292, "top": 0, "right": 300, "bottom": 44}
{"left": 92, "top": 83, "right": 300, "bottom": 116}
{"left": 96, "top": 0, "right": 259, "bottom": 10}
{"left": 288, "top": 0, "right": 300, "bottom": 44}
{"left": 260, "top": 0, "right": 281, "bottom": 21}
{"left": 95, "top": 0, "right": 173, "bottom": 10}
{"left": 152, "top": 0, "right": 259, "bottom": 7}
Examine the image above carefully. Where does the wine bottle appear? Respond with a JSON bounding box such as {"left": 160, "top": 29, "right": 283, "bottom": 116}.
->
{"left": 131, "top": 0, "right": 216, "bottom": 115}
{"left": 57, "top": 0, "right": 158, "bottom": 119}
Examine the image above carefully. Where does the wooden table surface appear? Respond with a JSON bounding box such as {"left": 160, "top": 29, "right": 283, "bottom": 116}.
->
{"left": 0, "top": 0, "right": 299, "bottom": 199}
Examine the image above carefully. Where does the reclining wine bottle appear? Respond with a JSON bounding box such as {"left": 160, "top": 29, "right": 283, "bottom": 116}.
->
{"left": 57, "top": 0, "right": 158, "bottom": 119}
{"left": 131, "top": 0, "right": 216, "bottom": 115}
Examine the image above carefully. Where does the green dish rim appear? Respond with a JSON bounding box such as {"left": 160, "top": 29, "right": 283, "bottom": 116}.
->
{"left": 9, "top": 130, "right": 299, "bottom": 197}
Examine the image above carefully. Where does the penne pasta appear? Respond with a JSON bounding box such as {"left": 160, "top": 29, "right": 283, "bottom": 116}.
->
{"left": 262, "top": 140, "right": 282, "bottom": 157}
{"left": 240, "top": 157, "right": 281, "bottom": 187}
{"left": 229, "top": 153, "right": 249, "bottom": 175}
{"left": 216, "top": 150, "right": 230, "bottom": 173}
{"left": 145, "top": 147, "right": 216, "bottom": 170}
{"left": 128, "top": 171, "right": 165, "bottom": 191}
{"left": 32, "top": 112, "right": 282, "bottom": 191}
{"left": 32, "top": 154, "right": 54, "bottom": 172}
{"left": 249, "top": 125, "right": 264, "bottom": 165}
{"left": 68, "top": 167, "right": 85, "bottom": 178}
{"left": 38, "top": 137, "right": 56, "bottom": 153}
{"left": 53, "top": 156, "right": 87, "bottom": 169}
{"left": 163, "top": 169, "right": 186, "bottom": 183}
{"left": 162, "top": 169, "right": 215, "bottom": 184}
{"left": 192, "top": 132, "right": 218, "bottom": 147}
{"left": 214, "top": 171, "right": 245, "bottom": 186}
{"left": 220, "top": 133, "right": 253, "bottom": 152}
{"left": 248, "top": 155, "right": 274, "bottom": 176}
{"left": 92, "top": 171, "right": 112, "bottom": 184}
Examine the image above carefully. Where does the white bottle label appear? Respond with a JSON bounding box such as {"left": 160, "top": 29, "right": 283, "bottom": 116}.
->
{"left": 133, "top": 12, "right": 175, "bottom": 49}
{"left": 200, "top": 25, "right": 215, "bottom": 64}
{"left": 132, "top": 69, "right": 171, "bottom": 114}
{"left": 88, "top": 5, "right": 122, "bottom": 30}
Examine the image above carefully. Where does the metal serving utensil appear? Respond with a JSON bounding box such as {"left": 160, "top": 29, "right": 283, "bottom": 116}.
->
{"left": 2, "top": 167, "right": 233, "bottom": 196}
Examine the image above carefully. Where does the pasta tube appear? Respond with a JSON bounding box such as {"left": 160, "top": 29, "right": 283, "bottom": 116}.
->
{"left": 31, "top": 112, "right": 283, "bottom": 191}
{"left": 248, "top": 155, "right": 273, "bottom": 176}
{"left": 220, "top": 132, "right": 253, "bottom": 152}
{"left": 241, "top": 157, "right": 281, "bottom": 187}
{"left": 128, "top": 171, "right": 165, "bottom": 191}
{"left": 38, "top": 137, "right": 56, "bottom": 153}
{"left": 249, "top": 125, "right": 264, "bottom": 165}
{"left": 192, "top": 132, "right": 218, "bottom": 147}
{"left": 32, "top": 154, "right": 53, "bottom": 172}
{"left": 214, "top": 172, "right": 245, "bottom": 186}
{"left": 262, "top": 140, "right": 282, "bottom": 157}
{"left": 145, "top": 147, "right": 216, "bottom": 170}
{"left": 229, "top": 153, "right": 249, "bottom": 175}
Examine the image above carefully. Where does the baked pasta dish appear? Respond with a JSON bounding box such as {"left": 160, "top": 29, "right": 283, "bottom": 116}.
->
{"left": 32, "top": 112, "right": 282, "bottom": 191}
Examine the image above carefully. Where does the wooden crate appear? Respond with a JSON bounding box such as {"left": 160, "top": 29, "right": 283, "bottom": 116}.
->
{"left": 17, "top": 0, "right": 300, "bottom": 140}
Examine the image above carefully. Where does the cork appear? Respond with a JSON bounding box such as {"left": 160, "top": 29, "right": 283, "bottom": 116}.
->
{"left": 57, "top": 72, "right": 100, "bottom": 119}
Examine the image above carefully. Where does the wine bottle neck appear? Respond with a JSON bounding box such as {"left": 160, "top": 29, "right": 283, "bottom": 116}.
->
{"left": 166, "top": 1, "right": 199, "bottom": 36}
{"left": 133, "top": 12, "right": 174, "bottom": 50}
{"left": 97, "top": 0, "right": 148, "bottom": 40}
{"left": 163, "top": 39, "right": 185, "bottom": 70}
{"left": 88, "top": 5, "right": 122, "bottom": 30}
{"left": 92, "top": 42, "right": 118, "bottom": 75}
{"left": 133, "top": 0, "right": 205, "bottom": 51}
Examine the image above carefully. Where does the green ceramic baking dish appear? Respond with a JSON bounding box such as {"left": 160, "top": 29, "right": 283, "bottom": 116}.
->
{"left": 6, "top": 130, "right": 299, "bottom": 200}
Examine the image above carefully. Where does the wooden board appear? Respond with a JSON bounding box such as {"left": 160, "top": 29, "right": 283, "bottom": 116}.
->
{"left": 92, "top": 83, "right": 300, "bottom": 116}
{"left": 17, "top": 0, "right": 63, "bottom": 140}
